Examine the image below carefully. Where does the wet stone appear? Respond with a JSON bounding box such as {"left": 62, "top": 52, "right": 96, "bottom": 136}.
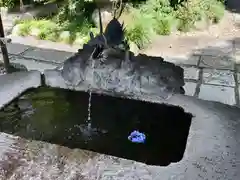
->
{"left": 194, "top": 40, "right": 233, "bottom": 57}
{"left": 234, "top": 48, "right": 240, "bottom": 65}
{"left": 234, "top": 38, "right": 240, "bottom": 51}
{"left": 202, "top": 69, "right": 235, "bottom": 87}
{"left": 199, "top": 84, "right": 236, "bottom": 105}
{"left": 235, "top": 55, "right": 240, "bottom": 65}
{"left": 59, "top": 49, "right": 185, "bottom": 98}
{"left": 199, "top": 55, "right": 234, "bottom": 70}
{"left": 183, "top": 82, "right": 197, "bottom": 96}
{"left": 239, "top": 85, "right": 240, "bottom": 106}
{"left": 11, "top": 57, "right": 58, "bottom": 72}
{"left": 182, "top": 66, "right": 199, "bottom": 80}
{"left": 22, "top": 48, "right": 74, "bottom": 63}
{"left": 5, "top": 43, "right": 32, "bottom": 55}
{"left": 233, "top": 39, "right": 240, "bottom": 64}
{"left": 238, "top": 73, "right": 240, "bottom": 83}
{"left": 165, "top": 55, "right": 200, "bottom": 66}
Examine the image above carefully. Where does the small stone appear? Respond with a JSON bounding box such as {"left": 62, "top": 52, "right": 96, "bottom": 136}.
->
{"left": 184, "top": 82, "right": 197, "bottom": 96}
{"left": 199, "top": 84, "right": 236, "bottom": 105}
{"left": 182, "top": 67, "right": 199, "bottom": 80}
{"left": 202, "top": 69, "right": 235, "bottom": 87}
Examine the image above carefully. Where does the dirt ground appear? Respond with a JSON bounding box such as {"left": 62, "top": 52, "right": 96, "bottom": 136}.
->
{"left": 143, "top": 10, "right": 240, "bottom": 57}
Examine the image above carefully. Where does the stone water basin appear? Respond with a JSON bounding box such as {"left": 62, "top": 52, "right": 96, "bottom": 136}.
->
{"left": 0, "top": 87, "right": 192, "bottom": 166}
{"left": 0, "top": 71, "right": 240, "bottom": 179}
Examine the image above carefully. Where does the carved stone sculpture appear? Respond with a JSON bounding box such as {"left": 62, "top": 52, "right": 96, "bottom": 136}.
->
{"left": 60, "top": 8, "right": 185, "bottom": 99}
{"left": 60, "top": 45, "right": 185, "bottom": 99}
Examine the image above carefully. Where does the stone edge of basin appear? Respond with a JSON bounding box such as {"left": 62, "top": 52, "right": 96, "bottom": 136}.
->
{"left": 43, "top": 69, "right": 239, "bottom": 112}
{"left": 43, "top": 69, "right": 192, "bottom": 108}
{"left": 0, "top": 70, "right": 42, "bottom": 110}
{"left": 41, "top": 69, "right": 240, "bottom": 176}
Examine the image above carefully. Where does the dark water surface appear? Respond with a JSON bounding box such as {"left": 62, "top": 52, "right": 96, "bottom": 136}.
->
{"left": 0, "top": 87, "right": 192, "bottom": 166}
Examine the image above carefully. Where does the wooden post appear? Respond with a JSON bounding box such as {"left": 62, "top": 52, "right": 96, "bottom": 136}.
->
{"left": 0, "top": 13, "right": 10, "bottom": 73}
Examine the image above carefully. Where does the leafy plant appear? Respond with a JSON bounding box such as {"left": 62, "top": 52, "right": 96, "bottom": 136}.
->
{"left": 175, "top": 0, "right": 203, "bottom": 31}
{"left": 12, "top": 0, "right": 225, "bottom": 48}
{"left": 0, "top": 0, "right": 18, "bottom": 8}
{"left": 200, "top": 0, "right": 225, "bottom": 23}
{"left": 154, "top": 17, "right": 172, "bottom": 35}
{"left": 17, "top": 20, "right": 33, "bottom": 36}
{"left": 125, "top": 9, "right": 155, "bottom": 49}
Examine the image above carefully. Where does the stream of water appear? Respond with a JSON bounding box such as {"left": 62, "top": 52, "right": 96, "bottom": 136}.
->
{"left": 79, "top": 59, "right": 97, "bottom": 139}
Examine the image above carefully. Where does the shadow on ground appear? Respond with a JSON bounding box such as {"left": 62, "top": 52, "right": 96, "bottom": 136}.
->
{"left": 188, "top": 37, "right": 238, "bottom": 68}
{"left": 168, "top": 37, "right": 238, "bottom": 69}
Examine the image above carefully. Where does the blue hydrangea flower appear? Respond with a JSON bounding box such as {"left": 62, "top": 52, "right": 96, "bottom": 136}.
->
{"left": 128, "top": 130, "right": 146, "bottom": 143}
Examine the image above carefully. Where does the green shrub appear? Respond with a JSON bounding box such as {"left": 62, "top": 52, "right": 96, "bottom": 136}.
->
{"left": 137, "top": 0, "right": 175, "bottom": 35}
{"left": 125, "top": 9, "right": 155, "bottom": 49}
{"left": 152, "top": 11, "right": 175, "bottom": 35}
{"left": 1, "top": 0, "right": 18, "bottom": 8}
{"left": 201, "top": 0, "right": 225, "bottom": 23}
{"left": 12, "top": 0, "right": 225, "bottom": 48}
{"left": 175, "top": 0, "right": 224, "bottom": 31}
{"left": 175, "top": 0, "right": 203, "bottom": 32}
{"left": 59, "top": 31, "right": 72, "bottom": 43}
{"left": 17, "top": 21, "right": 33, "bottom": 36}
{"left": 74, "top": 33, "right": 86, "bottom": 46}
{"left": 45, "top": 32, "right": 59, "bottom": 42}
{"left": 30, "top": 20, "right": 60, "bottom": 40}
{"left": 154, "top": 17, "right": 172, "bottom": 35}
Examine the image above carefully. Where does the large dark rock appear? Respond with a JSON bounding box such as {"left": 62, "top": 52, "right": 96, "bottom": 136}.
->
{"left": 48, "top": 48, "right": 185, "bottom": 99}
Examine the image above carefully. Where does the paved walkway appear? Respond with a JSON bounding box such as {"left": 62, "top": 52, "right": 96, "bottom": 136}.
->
{"left": 1, "top": 37, "right": 240, "bottom": 106}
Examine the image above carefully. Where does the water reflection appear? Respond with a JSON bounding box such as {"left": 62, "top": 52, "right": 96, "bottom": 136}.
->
{"left": 0, "top": 87, "right": 192, "bottom": 166}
